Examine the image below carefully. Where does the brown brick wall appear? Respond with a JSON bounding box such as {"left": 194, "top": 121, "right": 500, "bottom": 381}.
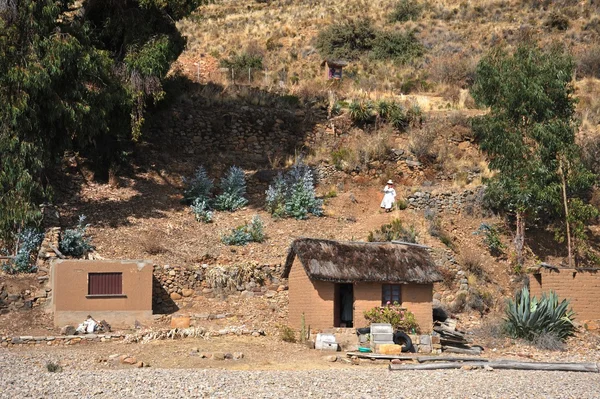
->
{"left": 529, "top": 269, "right": 600, "bottom": 321}
{"left": 353, "top": 282, "right": 382, "bottom": 328}
{"left": 288, "top": 258, "right": 434, "bottom": 332}
{"left": 402, "top": 284, "right": 434, "bottom": 332}
{"left": 288, "top": 259, "right": 334, "bottom": 330}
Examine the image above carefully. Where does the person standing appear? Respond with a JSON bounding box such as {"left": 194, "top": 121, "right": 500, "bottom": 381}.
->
{"left": 380, "top": 180, "right": 396, "bottom": 212}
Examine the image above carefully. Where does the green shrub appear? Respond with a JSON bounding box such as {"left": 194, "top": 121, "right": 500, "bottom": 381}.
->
{"left": 331, "top": 148, "right": 353, "bottom": 170}
{"left": 46, "top": 361, "right": 62, "bottom": 373}
{"left": 504, "top": 286, "right": 576, "bottom": 342}
{"left": 278, "top": 324, "right": 297, "bottom": 343}
{"left": 265, "top": 161, "right": 323, "bottom": 219}
{"left": 371, "top": 31, "right": 424, "bottom": 63}
{"left": 396, "top": 198, "right": 408, "bottom": 210}
{"left": 363, "top": 301, "right": 420, "bottom": 332}
{"left": 190, "top": 198, "right": 213, "bottom": 223}
{"left": 214, "top": 166, "right": 248, "bottom": 212}
{"left": 389, "top": 0, "right": 423, "bottom": 23}
{"left": 475, "top": 223, "right": 505, "bottom": 256}
{"left": 315, "top": 19, "right": 378, "bottom": 60}
{"left": 368, "top": 218, "right": 418, "bottom": 243}
{"left": 348, "top": 99, "right": 374, "bottom": 124}
{"left": 59, "top": 215, "right": 93, "bottom": 257}
{"left": 183, "top": 166, "right": 214, "bottom": 204}
{"left": 389, "top": 105, "right": 410, "bottom": 130}
{"left": 220, "top": 53, "right": 263, "bottom": 74}
{"left": 221, "top": 215, "right": 266, "bottom": 246}
{"left": 425, "top": 209, "right": 454, "bottom": 249}
{"left": 2, "top": 228, "right": 43, "bottom": 274}
{"left": 545, "top": 11, "right": 569, "bottom": 31}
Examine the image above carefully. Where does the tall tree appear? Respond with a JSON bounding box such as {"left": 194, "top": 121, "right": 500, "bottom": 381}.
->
{"left": 0, "top": 0, "right": 200, "bottom": 243}
{"left": 471, "top": 44, "right": 595, "bottom": 266}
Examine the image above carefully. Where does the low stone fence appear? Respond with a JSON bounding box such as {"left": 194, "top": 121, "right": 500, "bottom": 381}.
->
{"left": 153, "top": 263, "right": 285, "bottom": 313}
{"left": 407, "top": 187, "right": 485, "bottom": 215}
{"left": 1, "top": 334, "right": 125, "bottom": 347}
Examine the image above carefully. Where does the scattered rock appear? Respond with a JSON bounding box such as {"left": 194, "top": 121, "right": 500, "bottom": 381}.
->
{"left": 181, "top": 289, "right": 195, "bottom": 297}
{"left": 119, "top": 355, "right": 136, "bottom": 365}
{"left": 232, "top": 352, "right": 244, "bottom": 360}
{"left": 170, "top": 292, "right": 182, "bottom": 300}
{"left": 135, "top": 361, "right": 145, "bottom": 368}
{"left": 212, "top": 352, "right": 225, "bottom": 361}
{"left": 461, "top": 365, "right": 476, "bottom": 371}
{"left": 60, "top": 325, "right": 76, "bottom": 336}
{"left": 324, "top": 355, "right": 338, "bottom": 362}
{"left": 483, "top": 365, "right": 494, "bottom": 372}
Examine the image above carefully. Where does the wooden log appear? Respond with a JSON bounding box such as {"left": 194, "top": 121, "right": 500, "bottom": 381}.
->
{"left": 416, "top": 356, "right": 488, "bottom": 363}
{"left": 443, "top": 346, "right": 482, "bottom": 355}
{"left": 345, "top": 352, "right": 415, "bottom": 361}
{"left": 390, "top": 361, "right": 599, "bottom": 373}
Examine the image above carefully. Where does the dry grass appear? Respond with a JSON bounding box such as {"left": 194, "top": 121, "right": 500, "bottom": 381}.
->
{"left": 141, "top": 231, "right": 169, "bottom": 255}
{"left": 175, "top": 0, "right": 600, "bottom": 102}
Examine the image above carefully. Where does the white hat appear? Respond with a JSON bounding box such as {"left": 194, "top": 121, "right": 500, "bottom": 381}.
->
{"left": 387, "top": 180, "right": 393, "bottom": 184}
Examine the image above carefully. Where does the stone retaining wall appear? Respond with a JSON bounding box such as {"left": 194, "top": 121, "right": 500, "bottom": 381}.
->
{"left": 0, "top": 334, "right": 124, "bottom": 347}
{"left": 153, "top": 263, "right": 285, "bottom": 313}
{"left": 407, "top": 187, "right": 485, "bottom": 214}
{"left": 146, "top": 104, "right": 319, "bottom": 166}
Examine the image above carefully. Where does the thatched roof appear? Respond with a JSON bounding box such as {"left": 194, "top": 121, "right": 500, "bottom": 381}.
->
{"left": 320, "top": 59, "right": 349, "bottom": 67}
{"left": 282, "top": 238, "right": 443, "bottom": 284}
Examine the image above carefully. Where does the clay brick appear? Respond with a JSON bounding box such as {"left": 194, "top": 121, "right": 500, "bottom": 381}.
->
{"left": 531, "top": 269, "right": 600, "bottom": 321}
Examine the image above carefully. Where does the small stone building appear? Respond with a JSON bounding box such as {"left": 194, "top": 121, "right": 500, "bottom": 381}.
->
{"left": 52, "top": 259, "right": 153, "bottom": 328}
{"left": 529, "top": 264, "right": 600, "bottom": 322}
{"left": 321, "top": 60, "right": 348, "bottom": 80}
{"left": 283, "top": 238, "right": 442, "bottom": 332}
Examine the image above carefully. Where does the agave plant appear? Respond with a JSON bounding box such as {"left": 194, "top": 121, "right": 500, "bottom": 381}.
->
{"left": 504, "top": 286, "right": 576, "bottom": 342}
{"left": 348, "top": 99, "right": 374, "bottom": 124}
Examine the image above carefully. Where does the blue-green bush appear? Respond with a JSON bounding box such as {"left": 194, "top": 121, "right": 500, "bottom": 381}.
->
{"left": 221, "top": 215, "right": 266, "bottom": 246}
{"left": 59, "top": 215, "right": 93, "bottom": 257}
{"left": 214, "top": 166, "right": 248, "bottom": 211}
{"left": 190, "top": 198, "right": 213, "bottom": 223}
{"left": 2, "top": 228, "right": 43, "bottom": 274}
{"left": 183, "top": 166, "right": 214, "bottom": 204}
{"left": 265, "top": 161, "right": 323, "bottom": 219}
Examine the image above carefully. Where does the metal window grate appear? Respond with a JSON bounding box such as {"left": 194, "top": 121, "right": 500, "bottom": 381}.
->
{"left": 88, "top": 272, "right": 122, "bottom": 295}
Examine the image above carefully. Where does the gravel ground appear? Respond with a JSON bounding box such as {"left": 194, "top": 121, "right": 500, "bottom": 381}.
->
{"left": 2, "top": 350, "right": 600, "bottom": 399}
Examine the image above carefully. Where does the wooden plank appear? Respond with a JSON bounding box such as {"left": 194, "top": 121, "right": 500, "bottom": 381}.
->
{"left": 416, "top": 356, "right": 488, "bottom": 363}
{"left": 390, "top": 361, "right": 599, "bottom": 373}
{"left": 345, "top": 352, "right": 416, "bottom": 361}
{"left": 443, "top": 346, "right": 482, "bottom": 355}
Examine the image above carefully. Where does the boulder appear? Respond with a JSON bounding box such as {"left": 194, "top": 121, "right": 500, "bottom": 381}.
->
{"left": 170, "top": 292, "right": 182, "bottom": 300}
{"left": 170, "top": 315, "right": 191, "bottom": 329}
{"left": 60, "top": 325, "right": 76, "bottom": 336}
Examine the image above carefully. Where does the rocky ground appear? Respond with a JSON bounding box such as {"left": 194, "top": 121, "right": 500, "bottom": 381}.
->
{"left": 2, "top": 346, "right": 600, "bottom": 398}
{"left": 2, "top": 336, "right": 600, "bottom": 398}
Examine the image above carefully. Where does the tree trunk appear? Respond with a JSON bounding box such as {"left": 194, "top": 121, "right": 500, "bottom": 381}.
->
{"left": 514, "top": 211, "right": 525, "bottom": 266}
{"left": 559, "top": 159, "right": 573, "bottom": 267}
{"left": 389, "top": 361, "right": 599, "bottom": 373}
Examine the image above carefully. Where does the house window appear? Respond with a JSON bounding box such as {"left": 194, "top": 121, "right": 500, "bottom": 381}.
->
{"left": 382, "top": 284, "right": 401, "bottom": 305}
{"left": 88, "top": 273, "right": 123, "bottom": 296}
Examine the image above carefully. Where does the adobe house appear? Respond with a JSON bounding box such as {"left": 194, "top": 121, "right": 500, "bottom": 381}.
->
{"left": 52, "top": 259, "right": 153, "bottom": 328}
{"left": 283, "top": 238, "right": 443, "bottom": 332}
{"left": 321, "top": 59, "right": 348, "bottom": 80}
{"left": 529, "top": 264, "right": 600, "bottom": 322}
